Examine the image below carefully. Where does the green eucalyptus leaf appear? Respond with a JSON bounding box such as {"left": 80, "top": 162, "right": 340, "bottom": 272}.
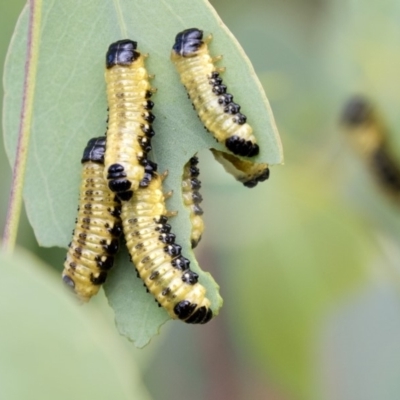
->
{"left": 3, "top": 0, "right": 282, "bottom": 345}
{"left": 0, "top": 248, "right": 151, "bottom": 400}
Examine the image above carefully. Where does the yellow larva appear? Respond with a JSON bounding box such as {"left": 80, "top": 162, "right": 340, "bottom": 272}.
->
{"left": 182, "top": 156, "right": 204, "bottom": 248}
{"left": 104, "top": 39, "right": 156, "bottom": 201}
{"left": 211, "top": 149, "right": 270, "bottom": 188}
{"left": 171, "top": 28, "right": 259, "bottom": 157}
{"left": 341, "top": 96, "right": 400, "bottom": 198}
{"left": 62, "top": 137, "right": 122, "bottom": 302}
{"left": 122, "top": 164, "right": 213, "bottom": 324}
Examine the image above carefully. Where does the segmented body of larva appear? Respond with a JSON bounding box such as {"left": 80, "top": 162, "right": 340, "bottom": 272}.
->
{"left": 122, "top": 167, "right": 213, "bottom": 324}
{"left": 182, "top": 156, "right": 204, "bottom": 248}
{"left": 171, "top": 28, "right": 259, "bottom": 157}
{"left": 105, "top": 39, "right": 156, "bottom": 201}
{"left": 211, "top": 149, "right": 269, "bottom": 188}
{"left": 62, "top": 137, "right": 122, "bottom": 302}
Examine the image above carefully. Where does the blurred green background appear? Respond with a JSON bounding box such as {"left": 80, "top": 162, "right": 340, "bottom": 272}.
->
{"left": 3, "top": 0, "right": 400, "bottom": 399}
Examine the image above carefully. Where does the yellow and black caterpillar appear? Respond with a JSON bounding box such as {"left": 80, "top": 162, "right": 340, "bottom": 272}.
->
{"left": 182, "top": 156, "right": 204, "bottom": 248}
{"left": 171, "top": 28, "right": 259, "bottom": 157}
{"left": 122, "top": 162, "right": 213, "bottom": 324}
{"left": 104, "top": 39, "right": 156, "bottom": 201}
{"left": 211, "top": 149, "right": 270, "bottom": 188}
{"left": 341, "top": 96, "right": 400, "bottom": 198}
{"left": 62, "top": 137, "right": 122, "bottom": 302}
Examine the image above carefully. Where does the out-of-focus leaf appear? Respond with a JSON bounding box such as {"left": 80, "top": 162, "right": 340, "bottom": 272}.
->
{"left": 3, "top": 0, "right": 282, "bottom": 344}
{"left": 204, "top": 163, "right": 378, "bottom": 399}
{"left": 0, "top": 247, "right": 151, "bottom": 400}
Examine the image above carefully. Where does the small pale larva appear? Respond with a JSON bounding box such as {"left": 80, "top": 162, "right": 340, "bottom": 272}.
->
{"left": 182, "top": 156, "right": 204, "bottom": 248}
{"left": 122, "top": 162, "right": 213, "bottom": 324}
{"left": 62, "top": 137, "right": 122, "bottom": 302}
{"left": 104, "top": 39, "right": 156, "bottom": 201}
{"left": 341, "top": 96, "right": 400, "bottom": 198}
{"left": 211, "top": 148, "right": 269, "bottom": 188}
{"left": 171, "top": 28, "right": 259, "bottom": 157}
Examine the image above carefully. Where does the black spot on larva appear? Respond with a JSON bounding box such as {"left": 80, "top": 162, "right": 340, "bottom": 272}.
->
{"left": 234, "top": 113, "right": 247, "bottom": 125}
{"left": 90, "top": 272, "right": 107, "bottom": 285}
{"left": 109, "top": 223, "right": 122, "bottom": 237}
{"left": 224, "top": 102, "right": 241, "bottom": 115}
{"left": 156, "top": 215, "right": 168, "bottom": 224}
{"left": 243, "top": 167, "right": 270, "bottom": 188}
{"left": 143, "top": 112, "right": 155, "bottom": 123}
{"left": 95, "top": 255, "right": 114, "bottom": 270}
{"left": 212, "top": 84, "right": 227, "bottom": 95}
{"left": 141, "top": 125, "right": 155, "bottom": 138}
{"left": 164, "top": 244, "right": 181, "bottom": 257}
{"left": 78, "top": 232, "right": 87, "bottom": 240}
{"left": 159, "top": 224, "right": 171, "bottom": 234}
{"left": 189, "top": 165, "right": 200, "bottom": 177}
{"left": 84, "top": 203, "right": 92, "bottom": 210}
{"left": 145, "top": 90, "right": 153, "bottom": 99}
{"left": 171, "top": 256, "right": 190, "bottom": 271}
{"left": 103, "top": 238, "right": 120, "bottom": 255}
{"left": 145, "top": 100, "right": 154, "bottom": 110}
{"left": 190, "top": 178, "right": 201, "bottom": 190}
{"left": 218, "top": 93, "right": 234, "bottom": 105}
{"left": 162, "top": 287, "right": 171, "bottom": 296}
{"left": 62, "top": 275, "right": 75, "bottom": 289}
{"left": 69, "top": 262, "right": 77, "bottom": 270}
{"left": 182, "top": 270, "right": 198, "bottom": 284}
{"left": 191, "top": 191, "right": 203, "bottom": 204}
{"left": 192, "top": 204, "right": 204, "bottom": 216}
{"left": 174, "top": 300, "right": 197, "bottom": 319}
{"left": 160, "top": 233, "right": 176, "bottom": 244}
{"left": 172, "top": 28, "right": 204, "bottom": 57}
{"left": 106, "top": 39, "right": 139, "bottom": 69}
{"left": 149, "top": 271, "right": 160, "bottom": 280}
{"left": 109, "top": 206, "right": 122, "bottom": 218}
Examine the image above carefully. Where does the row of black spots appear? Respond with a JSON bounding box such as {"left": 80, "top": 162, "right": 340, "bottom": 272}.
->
{"left": 104, "top": 39, "right": 157, "bottom": 202}
{"left": 210, "top": 71, "right": 248, "bottom": 126}
{"left": 121, "top": 171, "right": 213, "bottom": 324}
{"left": 182, "top": 156, "right": 205, "bottom": 248}
{"left": 62, "top": 137, "right": 122, "bottom": 302}
{"left": 171, "top": 27, "right": 259, "bottom": 158}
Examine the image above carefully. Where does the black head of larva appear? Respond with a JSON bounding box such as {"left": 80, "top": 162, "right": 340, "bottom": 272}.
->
{"left": 243, "top": 167, "right": 270, "bottom": 188}
{"left": 81, "top": 136, "right": 106, "bottom": 164}
{"left": 106, "top": 39, "right": 140, "bottom": 69}
{"left": 172, "top": 28, "right": 204, "bottom": 57}
{"left": 341, "top": 96, "right": 373, "bottom": 126}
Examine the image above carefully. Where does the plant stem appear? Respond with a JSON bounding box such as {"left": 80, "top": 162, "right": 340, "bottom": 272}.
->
{"left": 2, "top": 0, "right": 42, "bottom": 253}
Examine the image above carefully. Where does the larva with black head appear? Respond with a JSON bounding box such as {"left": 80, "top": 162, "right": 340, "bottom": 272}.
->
{"left": 182, "top": 156, "right": 204, "bottom": 248}
{"left": 104, "top": 39, "right": 156, "bottom": 201}
{"left": 211, "top": 149, "right": 270, "bottom": 188}
{"left": 341, "top": 96, "right": 400, "bottom": 198}
{"left": 62, "top": 137, "right": 122, "bottom": 302}
{"left": 171, "top": 28, "right": 259, "bottom": 157}
{"left": 122, "top": 163, "right": 213, "bottom": 324}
